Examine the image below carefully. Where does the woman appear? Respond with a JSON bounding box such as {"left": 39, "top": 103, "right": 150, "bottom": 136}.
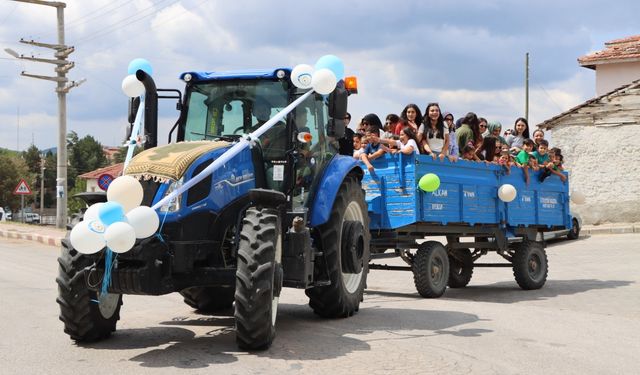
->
{"left": 456, "top": 112, "right": 480, "bottom": 152}
{"left": 506, "top": 117, "right": 530, "bottom": 153}
{"left": 488, "top": 121, "right": 507, "bottom": 145}
{"left": 418, "top": 103, "right": 449, "bottom": 160}
{"left": 399, "top": 103, "right": 422, "bottom": 133}
{"left": 443, "top": 112, "right": 458, "bottom": 157}
{"left": 532, "top": 129, "right": 545, "bottom": 151}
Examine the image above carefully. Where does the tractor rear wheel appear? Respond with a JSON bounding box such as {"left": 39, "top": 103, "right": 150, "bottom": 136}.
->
{"left": 306, "top": 175, "right": 370, "bottom": 318}
{"left": 234, "top": 207, "right": 282, "bottom": 350}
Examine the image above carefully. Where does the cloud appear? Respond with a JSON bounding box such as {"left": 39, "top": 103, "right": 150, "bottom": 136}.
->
{"left": 0, "top": 0, "right": 638, "bottom": 151}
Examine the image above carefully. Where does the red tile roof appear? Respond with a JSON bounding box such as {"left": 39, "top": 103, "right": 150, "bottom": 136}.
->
{"left": 579, "top": 35, "right": 640, "bottom": 69}
{"left": 78, "top": 163, "right": 124, "bottom": 179}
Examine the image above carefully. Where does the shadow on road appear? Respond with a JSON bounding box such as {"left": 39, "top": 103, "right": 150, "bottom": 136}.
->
{"left": 442, "top": 279, "right": 633, "bottom": 303}
{"left": 81, "top": 302, "right": 487, "bottom": 368}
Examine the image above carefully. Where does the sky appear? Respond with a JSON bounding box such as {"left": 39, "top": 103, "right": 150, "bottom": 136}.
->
{"left": 0, "top": 0, "right": 639, "bottom": 151}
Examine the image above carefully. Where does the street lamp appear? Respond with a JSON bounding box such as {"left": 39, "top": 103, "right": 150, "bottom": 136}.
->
{"left": 4, "top": 48, "right": 19, "bottom": 58}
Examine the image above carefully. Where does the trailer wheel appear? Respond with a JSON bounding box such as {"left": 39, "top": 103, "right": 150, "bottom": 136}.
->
{"left": 180, "top": 286, "right": 235, "bottom": 313}
{"left": 306, "top": 175, "right": 370, "bottom": 318}
{"left": 448, "top": 248, "right": 474, "bottom": 288}
{"left": 513, "top": 241, "right": 548, "bottom": 290}
{"left": 234, "top": 207, "right": 282, "bottom": 350}
{"left": 413, "top": 241, "right": 450, "bottom": 298}
{"left": 56, "top": 215, "right": 122, "bottom": 342}
{"left": 567, "top": 218, "right": 580, "bottom": 240}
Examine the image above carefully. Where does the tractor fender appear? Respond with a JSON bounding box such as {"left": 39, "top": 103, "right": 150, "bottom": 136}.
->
{"left": 310, "top": 155, "right": 363, "bottom": 227}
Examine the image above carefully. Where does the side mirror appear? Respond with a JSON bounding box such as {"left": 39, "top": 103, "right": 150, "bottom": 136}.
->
{"left": 328, "top": 82, "right": 348, "bottom": 119}
{"left": 327, "top": 81, "right": 347, "bottom": 138}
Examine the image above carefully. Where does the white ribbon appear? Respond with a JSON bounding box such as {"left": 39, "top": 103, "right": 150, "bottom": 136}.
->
{"left": 151, "top": 89, "right": 315, "bottom": 210}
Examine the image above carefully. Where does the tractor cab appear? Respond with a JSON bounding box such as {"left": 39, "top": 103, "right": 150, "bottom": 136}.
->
{"left": 177, "top": 68, "right": 345, "bottom": 210}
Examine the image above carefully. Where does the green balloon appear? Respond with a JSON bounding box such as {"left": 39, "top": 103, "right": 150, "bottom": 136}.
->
{"left": 418, "top": 173, "right": 440, "bottom": 192}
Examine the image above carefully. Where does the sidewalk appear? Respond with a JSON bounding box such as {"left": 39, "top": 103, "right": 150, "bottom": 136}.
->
{"left": 1, "top": 220, "right": 639, "bottom": 249}
{"left": 0, "top": 221, "right": 66, "bottom": 247}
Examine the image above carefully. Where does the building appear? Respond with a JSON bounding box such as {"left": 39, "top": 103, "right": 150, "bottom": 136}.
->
{"left": 537, "top": 37, "right": 640, "bottom": 225}
{"left": 78, "top": 163, "right": 123, "bottom": 193}
{"left": 578, "top": 35, "right": 640, "bottom": 96}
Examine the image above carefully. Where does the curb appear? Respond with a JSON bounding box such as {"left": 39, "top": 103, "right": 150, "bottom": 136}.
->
{"left": 0, "top": 228, "right": 63, "bottom": 247}
{"left": 582, "top": 225, "right": 638, "bottom": 235}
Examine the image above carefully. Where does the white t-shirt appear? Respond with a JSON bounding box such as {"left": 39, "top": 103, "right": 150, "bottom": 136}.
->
{"left": 418, "top": 124, "right": 449, "bottom": 153}
{"left": 395, "top": 139, "right": 419, "bottom": 154}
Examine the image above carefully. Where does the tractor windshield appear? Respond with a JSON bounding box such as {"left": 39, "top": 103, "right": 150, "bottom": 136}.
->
{"left": 183, "top": 80, "right": 289, "bottom": 141}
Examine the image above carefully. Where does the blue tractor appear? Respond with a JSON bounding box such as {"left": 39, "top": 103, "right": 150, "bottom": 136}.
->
{"left": 56, "top": 68, "right": 369, "bottom": 350}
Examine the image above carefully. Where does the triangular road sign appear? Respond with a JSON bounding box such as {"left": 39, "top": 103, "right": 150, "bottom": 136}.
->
{"left": 13, "top": 179, "right": 32, "bottom": 195}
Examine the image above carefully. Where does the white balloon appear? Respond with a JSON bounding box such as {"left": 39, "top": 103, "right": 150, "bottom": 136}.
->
{"left": 126, "top": 206, "right": 160, "bottom": 238}
{"left": 498, "top": 184, "right": 517, "bottom": 202}
{"left": 290, "top": 64, "right": 314, "bottom": 89}
{"left": 83, "top": 202, "right": 104, "bottom": 221}
{"left": 107, "top": 175, "right": 143, "bottom": 213}
{"left": 311, "top": 68, "right": 337, "bottom": 95}
{"left": 70, "top": 220, "right": 106, "bottom": 254}
{"left": 571, "top": 190, "right": 586, "bottom": 205}
{"left": 104, "top": 222, "right": 137, "bottom": 253}
{"left": 121, "top": 74, "right": 145, "bottom": 98}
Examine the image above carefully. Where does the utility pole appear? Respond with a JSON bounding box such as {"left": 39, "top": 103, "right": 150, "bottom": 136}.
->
{"left": 5, "top": 0, "right": 85, "bottom": 229}
{"left": 40, "top": 156, "right": 46, "bottom": 219}
{"left": 525, "top": 52, "right": 529, "bottom": 121}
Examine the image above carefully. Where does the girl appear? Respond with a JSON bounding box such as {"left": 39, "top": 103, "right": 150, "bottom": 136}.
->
{"left": 476, "top": 135, "right": 499, "bottom": 162}
{"left": 399, "top": 104, "right": 422, "bottom": 133}
{"left": 418, "top": 103, "right": 449, "bottom": 160}
{"left": 506, "top": 117, "right": 530, "bottom": 153}
{"left": 392, "top": 127, "right": 420, "bottom": 155}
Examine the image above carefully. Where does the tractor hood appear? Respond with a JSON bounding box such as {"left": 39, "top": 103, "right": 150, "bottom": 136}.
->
{"left": 125, "top": 141, "right": 231, "bottom": 182}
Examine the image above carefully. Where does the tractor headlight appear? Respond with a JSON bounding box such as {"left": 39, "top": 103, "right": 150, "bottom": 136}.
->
{"left": 159, "top": 178, "right": 183, "bottom": 212}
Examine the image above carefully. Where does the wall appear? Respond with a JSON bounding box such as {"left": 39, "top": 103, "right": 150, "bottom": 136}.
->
{"left": 549, "top": 123, "right": 640, "bottom": 224}
{"left": 85, "top": 179, "right": 99, "bottom": 193}
{"left": 596, "top": 61, "right": 640, "bottom": 96}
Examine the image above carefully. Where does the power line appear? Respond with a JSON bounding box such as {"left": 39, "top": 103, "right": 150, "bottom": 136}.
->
{"left": 74, "top": 0, "right": 179, "bottom": 45}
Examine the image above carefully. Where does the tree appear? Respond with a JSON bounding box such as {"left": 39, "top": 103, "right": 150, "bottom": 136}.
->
{"left": 0, "top": 154, "right": 32, "bottom": 212}
{"left": 67, "top": 131, "right": 108, "bottom": 190}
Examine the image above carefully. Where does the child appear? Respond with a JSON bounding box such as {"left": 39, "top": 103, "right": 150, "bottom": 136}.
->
{"left": 461, "top": 144, "right": 476, "bottom": 161}
{"left": 514, "top": 138, "right": 535, "bottom": 184}
{"left": 539, "top": 148, "right": 567, "bottom": 182}
{"left": 360, "top": 128, "right": 386, "bottom": 171}
{"left": 391, "top": 127, "right": 420, "bottom": 155}
{"left": 498, "top": 149, "right": 512, "bottom": 174}
{"left": 531, "top": 139, "right": 550, "bottom": 166}
{"left": 353, "top": 133, "right": 365, "bottom": 159}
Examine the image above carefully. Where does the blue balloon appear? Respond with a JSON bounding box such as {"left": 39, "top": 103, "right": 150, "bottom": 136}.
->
{"left": 98, "top": 201, "right": 125, "bottom": 226}
{"left": 127, "top": 58, "right": 153, "bottom": 76}
{"left": 315, "top": 55, "right": 344, "bottom": 80}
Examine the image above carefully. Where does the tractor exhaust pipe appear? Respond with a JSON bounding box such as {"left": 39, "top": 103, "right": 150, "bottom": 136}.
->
{"left": 135, "top": 70, "right": 158, "bottom": 149}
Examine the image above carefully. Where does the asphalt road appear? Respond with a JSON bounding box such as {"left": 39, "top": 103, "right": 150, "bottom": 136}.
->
{"left": 1, "top": 234, "right": 639, "bottom": 375}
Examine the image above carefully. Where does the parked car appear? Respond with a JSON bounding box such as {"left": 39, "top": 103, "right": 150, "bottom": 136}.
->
{"left": 0, "top": 207, "right": 5, "bottom": 221}
{"left": 14, "top": 212, "right": 41, "bottom": 224}
{"left": 540, "top": 215, "right": 581, "bottom": 241}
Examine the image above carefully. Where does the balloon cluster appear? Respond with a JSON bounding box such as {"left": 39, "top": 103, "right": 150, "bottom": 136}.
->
{"left": 290, "top": 55, "right": 345, "bottom": 95}
{"left": 121, "top": 58, "right": 153, "bottom": 98}
{"left": 70, "top": 176, "right": 160, "bottom": 254}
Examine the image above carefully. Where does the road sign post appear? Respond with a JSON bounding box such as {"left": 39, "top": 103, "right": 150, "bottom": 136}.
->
{"left": 13, "top": 179, "right": 32, "bottom": 223}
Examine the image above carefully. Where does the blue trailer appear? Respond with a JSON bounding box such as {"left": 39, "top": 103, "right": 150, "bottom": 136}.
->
{"left": 362, "top": 153, "right": 571, "bottom": 297}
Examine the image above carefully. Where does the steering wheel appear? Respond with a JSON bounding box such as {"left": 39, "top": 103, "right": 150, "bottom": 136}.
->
{"left": 232, "top": 126, "right": 246, "bottom": 135}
